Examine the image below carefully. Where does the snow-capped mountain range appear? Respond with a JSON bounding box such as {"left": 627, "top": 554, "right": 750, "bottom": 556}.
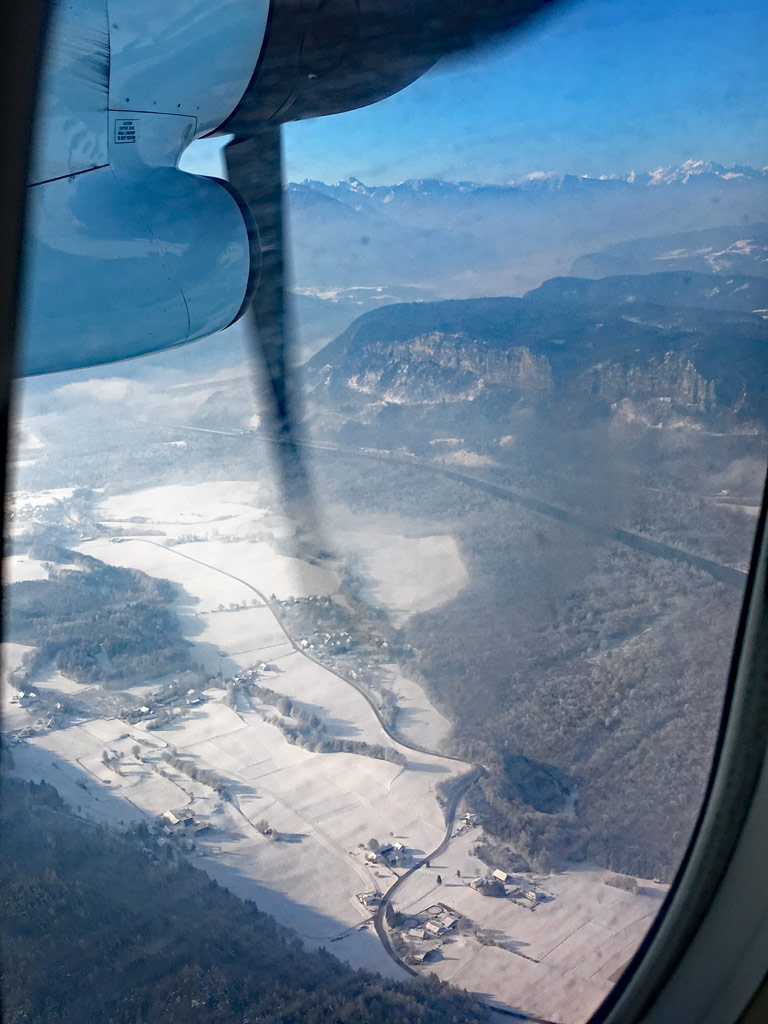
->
{"left": 292, "top": 161, "right": 768, "bottom": 203}
{"left": 284, "top": 162, "right": 768, "bottom": 304}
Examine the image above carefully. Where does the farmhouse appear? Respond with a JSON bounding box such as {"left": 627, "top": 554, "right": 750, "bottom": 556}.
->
{"left": 425, "top": 920, "right": 444, "bottom": 936}
{"left": 162, "top": 810, "right": 180, "bottom": 826}
{"left": 406, "top": 943, "right": 442, "bottom": 965}
{"left": 493, "top": 869, "right": 511, "bottom": 884}
{"left": 356, "top": 891, "right": 381, "bottom": 908}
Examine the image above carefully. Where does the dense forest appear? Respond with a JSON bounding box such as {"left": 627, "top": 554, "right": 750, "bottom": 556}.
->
{"left": 309, "top": 449, "right": 746, "bottom": 881}
{"left": 305, "top": 275, "right": 768, "bottom": 425}
{"left": 0, "top": 776, "right": 488, "bottom": 1024}
{"left": 4, "top": 547, "right": 191, "bottom": 686}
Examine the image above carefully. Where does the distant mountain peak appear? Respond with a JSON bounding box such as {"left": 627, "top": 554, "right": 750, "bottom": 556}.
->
{"left": 291, "top": 162, "right": 767, "bottom": 197}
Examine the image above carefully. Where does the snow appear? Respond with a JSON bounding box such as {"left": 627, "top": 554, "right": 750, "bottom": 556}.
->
{"left": 341, "top": 523, "right": 468, "bottom": 626}
{"left": 384, "top": 667, "right": 452, "bottom": 749}
{"left": 3, "top": 478, "right": 466, "bottom": 977}
{"left": 390, "top": 830, "right": 667, "bottom": 1023}
{"left": 442, "top": 449, "right": 496, "bottom": 467}
{"left": 1, "top": 473, "right": 679, "bottom": 1014}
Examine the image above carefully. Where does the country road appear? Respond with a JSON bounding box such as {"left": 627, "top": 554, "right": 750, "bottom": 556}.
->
{"left": 274, "top": 434, "right": 749, "bottom": 591}
{"left": 372, "top": 763, "right": 483, "bottom": 972}
{"left": 158, "top": 422, "right": 748, "bottom": 590}
{"left": 135, "top": 539, "right": 486, "bottom": 972}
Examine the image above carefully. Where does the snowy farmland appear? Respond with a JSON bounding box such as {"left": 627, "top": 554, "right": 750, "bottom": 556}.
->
{"left": 2, "top": 481, "right": 464, "bottom": 976}
{"left": 2, "top": 479, "right": 666, "bottom": 1018}
{"left": 331, "top": 512, "right": 469, "bottom": 626}
{"left": 388, "top": 829, "right": 667, "bottom": 1023}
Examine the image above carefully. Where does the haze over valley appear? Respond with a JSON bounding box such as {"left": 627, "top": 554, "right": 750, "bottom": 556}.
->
{"left": 3, "top": 161, "right": 767, "bottom": 1024}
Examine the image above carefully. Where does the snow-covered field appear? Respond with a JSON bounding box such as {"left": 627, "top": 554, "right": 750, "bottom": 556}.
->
{"left": 382, "top": 666, "right": 452, "bottom": 749}
{"left": 3, "top": 479, "right": 665, "bottom": 1018}
{"left": 389, "top": 829, "right": 666, "bottom": 1023}
{"left": 2, "top": 481, "right": 464, "bottom": 976}
{"left": 332, "top": 514, "right": 468, "bottom": 626}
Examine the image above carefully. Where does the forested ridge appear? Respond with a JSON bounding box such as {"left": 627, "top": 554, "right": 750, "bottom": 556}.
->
{"left": 306, "top": 274, "right": 768, "bottom": 424}
{"left": 309, "top": 450, "right": 745, "bottom": 882}
{"left": 0, "top": 777, "right": 488, "bottom": 1024}
{"left": 4, "top": 547, "right": 191, "bottom": 685}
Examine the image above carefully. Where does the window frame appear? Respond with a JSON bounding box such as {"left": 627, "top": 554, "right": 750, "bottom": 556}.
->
{"left": 1, "top": 6, "right": 767, "bottom": 1023}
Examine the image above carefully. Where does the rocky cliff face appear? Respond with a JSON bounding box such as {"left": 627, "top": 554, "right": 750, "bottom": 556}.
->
{"left": 574, "top": 352, "right": 718, "bottom": 415}
{"left": 306, "top": 274, "right": 767, "bottom": 428}
{"left": 339, "top": 332, "right": 552, "bottom": 404}
{"left": 318, "top": 333, "right": 721, "bottom": 422}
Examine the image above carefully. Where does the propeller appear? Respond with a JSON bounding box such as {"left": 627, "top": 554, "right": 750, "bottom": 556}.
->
{"left": 224, "top": 129, "right": 322, "bottom": 548}
{"left": 219, "top": 0, "right": 558, "bottom": 547}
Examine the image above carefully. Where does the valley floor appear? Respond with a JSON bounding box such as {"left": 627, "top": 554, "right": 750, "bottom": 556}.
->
{"left": 2, "top": 480, "right": 667, "bottom": 1021}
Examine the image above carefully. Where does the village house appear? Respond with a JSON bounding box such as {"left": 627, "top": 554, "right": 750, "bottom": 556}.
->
{"left": 492, "top": 869, "right": 511, "bottom": 884}
{"left": 406, "top": 943, "right": 442, "bottom": 965}
{"left": 355, "top": 891, "right": 381, "bottom": 908}
{"left": 425, "top": 920, "right": 444, "bottom": 936}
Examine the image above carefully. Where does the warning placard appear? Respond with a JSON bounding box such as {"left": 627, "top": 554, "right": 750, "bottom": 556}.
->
{"left": 115, "top": 119, "right": 138, "bottom": 144}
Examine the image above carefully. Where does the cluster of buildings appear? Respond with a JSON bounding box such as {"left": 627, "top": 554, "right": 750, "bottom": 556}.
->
{"left": 365, "top": 840, "right": 408, "bottom": 869}
{"left": 355, "top": 890, "right": 382, "bottom": 910}
{"left": 158, "top": 808, "right": 210, "bottom": 838}
{"left": 122, "top": 687, "right": 206, "bottom": 725}
{"left": 11, "top": 689, "right": 39, "bottom": 708}
{"left": 299, "top": 630, "right": 352, "bottom": 656}
{"left": 402, "top": 905, "right": 461, "bottom": 965}
{"left": 453, "top": 810, "right": 478, "bottom": 837}
{"left": 469, "top": 870, "right": 541, "bottom": 905}
{"left": 9, "top": 689, "right": 69, "bottom": 730}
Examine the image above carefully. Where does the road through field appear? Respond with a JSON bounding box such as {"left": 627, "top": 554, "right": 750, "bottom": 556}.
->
{"left": 157, "top": 423, "right": 748, "bottom": 590}
{"left": 135, "top": 539, "right": 485, "bottom": 975}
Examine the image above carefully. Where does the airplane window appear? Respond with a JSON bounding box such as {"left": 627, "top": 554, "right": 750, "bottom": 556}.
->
{"left": 2, "top": 1, "right": 767, "bottom": 1023}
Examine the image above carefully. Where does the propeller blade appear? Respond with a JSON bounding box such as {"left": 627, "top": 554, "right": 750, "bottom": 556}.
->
{"left": 224, "top": 129, "right": 318, "bottom": 534}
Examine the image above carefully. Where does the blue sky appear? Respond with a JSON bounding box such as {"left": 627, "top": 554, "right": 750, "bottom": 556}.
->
{"left": 185, "top": 0, "right": 768, "bottom": 185}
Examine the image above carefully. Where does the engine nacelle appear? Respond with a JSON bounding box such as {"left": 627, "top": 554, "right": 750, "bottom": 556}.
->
{"left": 18, "top": 0, "right": 269, "bottom": 376}
{"left": 19, "top": 0, "right": 552, "bottom": 377}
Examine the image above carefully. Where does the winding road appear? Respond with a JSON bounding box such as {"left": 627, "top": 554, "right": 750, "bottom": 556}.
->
{"left": 162, "top": 423, "right": 748, "bottom": 590}
{"left": 269, "top": 434, "right": 748, "bottom": 591}
{"left": 136, "top": 539, "right": 485, "bottom": 980}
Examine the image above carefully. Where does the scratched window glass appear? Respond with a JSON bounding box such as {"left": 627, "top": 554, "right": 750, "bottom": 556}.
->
{"left": 3, "top": 1, "right": 767, "bottom": 1022}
